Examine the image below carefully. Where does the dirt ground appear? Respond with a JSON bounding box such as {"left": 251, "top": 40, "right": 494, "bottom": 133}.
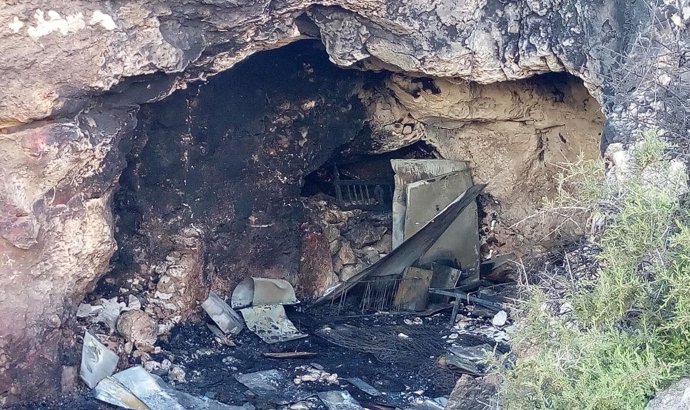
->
{"left": 12, "top": 301, "right": 510, "bottom": 410}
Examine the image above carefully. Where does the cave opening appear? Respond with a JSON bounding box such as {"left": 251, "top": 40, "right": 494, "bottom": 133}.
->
{"left": 76, "top": 39, "right": 605, "bottom": 408}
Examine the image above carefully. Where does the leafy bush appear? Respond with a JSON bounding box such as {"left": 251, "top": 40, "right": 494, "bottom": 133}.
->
{"left": 497, "top": 132, "right": 690, "bottom": 410}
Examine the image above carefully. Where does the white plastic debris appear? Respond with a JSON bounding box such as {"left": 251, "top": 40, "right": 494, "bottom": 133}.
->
{"left": 201, "top": 292, "right": 244, "bottom": 336}
{"left": 491, "top": 310, "right": 508, "bottom": 327}
{"left": 240, "top": 304, "right": 307, "bottom": 344}
{"left": 92, "top": 377, "right": 149, "bottom": 410}
{"left": 80, "top": 331, "right": 119, "bottom": 389}
{"left": 317, "top": 391, "right": 363, "bottom": 410}
{"left": 231, "top": 277, "right": 299, "bottom": 308}
{"left": 236, "top": 369, "right": 313, "bottom": 405}
{"left": 94, "top": 297, "right": 127, "bottom": 331}
{"left": 95, "top": 366, "right": 246, "bottom": 409}
{"left": 76, "top": 303, "right": 103, "bottom": 318}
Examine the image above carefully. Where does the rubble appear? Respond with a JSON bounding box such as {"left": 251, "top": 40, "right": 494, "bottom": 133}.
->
{"left": 293, "top": 365, "right": 339, "bottom": 384}
{"left": 446, "top": 374, "right": 500, "bottom": 410}
{"left": 93, "top": 297, "right": 127, "bottom": 332}
{"left": 345, "top": 222, "right": 387, "bottom": 249}
{"left": 149, "top": 228, "right": 209, "bottom": 322}
{"left": 68, "top": 147, "right": 519, "bottom": 410}
{"left": 168, "top": 365, "right": 186, "bottom": 383}
{"left": 300, "top": 196, "right": 391, "bottom": 290}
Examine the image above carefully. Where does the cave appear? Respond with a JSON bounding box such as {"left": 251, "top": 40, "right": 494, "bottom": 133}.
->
{"left": 99, "top": 40, "right": 605, "bottom": 310}
{"left": 47, "top": 39, "right": 607, "bottom": 408}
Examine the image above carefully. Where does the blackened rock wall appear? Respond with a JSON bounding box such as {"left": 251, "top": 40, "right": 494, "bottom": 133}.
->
{"left": 110, "top": 41, "right": 369, "bottom": 307}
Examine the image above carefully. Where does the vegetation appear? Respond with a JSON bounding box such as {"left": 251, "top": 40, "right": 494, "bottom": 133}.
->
{"left": 497, "top": 132, "right": 690, "bottom": 410}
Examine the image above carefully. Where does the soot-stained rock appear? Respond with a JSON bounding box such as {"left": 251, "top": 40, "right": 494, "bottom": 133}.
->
{"left": 110, "top": 42, "right": 368, "bottom": 302}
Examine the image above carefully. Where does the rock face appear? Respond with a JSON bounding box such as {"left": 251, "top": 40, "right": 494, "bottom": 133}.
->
{"left": 446, "top": 374, "right": 500, "bottom": 410}
{"left": 1, "top": 0, "right": 688, "bottom": 403}
{"left": 361, "top": 72, "right": 604, "bottom": 244}
{"left": 646, "top": 378, "right": 690, "bottom": 410}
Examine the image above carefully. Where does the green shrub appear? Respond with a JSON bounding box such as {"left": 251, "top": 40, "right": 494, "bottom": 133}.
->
{"left": 497, "top": 132, "right": 690, "bottom": 410}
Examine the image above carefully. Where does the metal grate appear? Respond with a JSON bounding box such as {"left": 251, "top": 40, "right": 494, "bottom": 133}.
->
{"left": 333, "top": 165, "right": 392, "bottom": 211}
{"left": 325, "top": 276, "right": 431, "bottom": 314}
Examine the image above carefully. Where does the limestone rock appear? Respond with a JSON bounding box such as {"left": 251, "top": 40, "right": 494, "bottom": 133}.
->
{"left": 339, "top": 265, "right": 361, "bottom": 282}
{"left": 116, "top": 310, "right": 158, "bottom": 347}
{"left": 356, "top": 247, "right": 381, "bottom": 266}
{"left": 149, "top": 228, "right": 208, "bottom": 321}
{"left": 646, "top": 379, "right": 690, "bottom": 410}
{"left": 371, "top": 233, "right": 392, "bottom": 254}
{"left": 322, "top": 224, "right": 342, "bottom": 244}
{"left": 446, "top": 374, "right": 500, "bottom": 410}
{"left": 345, "top": 222, "right": 386, "bottom": 248}
{"left": 336, "top": 241, "right": 357, "bottom": 267}
{"left": 297, "top": 222, "right": 339, "bottom": 300}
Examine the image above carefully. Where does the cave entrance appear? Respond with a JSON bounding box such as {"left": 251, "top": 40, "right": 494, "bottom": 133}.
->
{"left": 77, "top": 39, "right": 605, "bottom": 408}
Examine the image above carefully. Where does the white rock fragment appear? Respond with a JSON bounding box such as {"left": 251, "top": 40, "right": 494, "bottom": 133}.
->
{"left": 672, "top": 13, "right": 685, "bottom": 27}
{"left": 293, "top": 365, "right": 338, "bottom": 385}
{"left": 404, "top": 317, "right": 423, "bottom": 325}
{"left": 492, "top": 310, "right": 508, "bottom": 327}
{"left": 658, "top": 74, "right": 672, "bottom": 86}
{"left": 168, "top": 365, "right": 186, "bottom": 383}
{"left": 144, "top": 360, "right": 161, "bottom": 372}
